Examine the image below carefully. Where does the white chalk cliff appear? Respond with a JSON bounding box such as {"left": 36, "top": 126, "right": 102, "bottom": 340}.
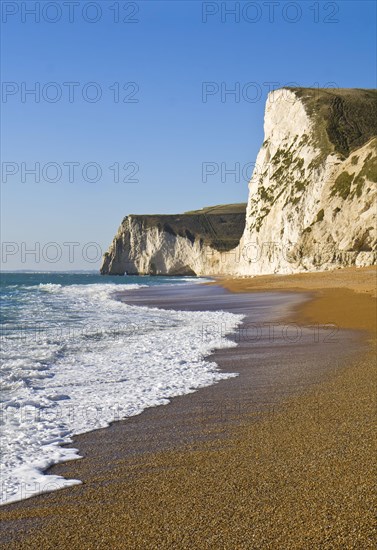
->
{"left": 101, "top": 88, "right": 377, "bottom": 276}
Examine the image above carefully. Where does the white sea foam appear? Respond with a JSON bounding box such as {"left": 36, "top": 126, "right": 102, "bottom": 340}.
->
{"left": 0, "top": 281, "right": 243, "bottom": 505}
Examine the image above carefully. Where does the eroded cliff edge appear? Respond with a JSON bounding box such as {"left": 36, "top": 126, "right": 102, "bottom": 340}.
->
{"left": 101, "top": 88, "right": 377, "bottom": 276}
{"left": 100, "top": 204, "right": 247, "bottom": 275}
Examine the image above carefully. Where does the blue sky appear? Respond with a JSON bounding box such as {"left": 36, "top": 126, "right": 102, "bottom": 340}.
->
{"left": 1, "top": 0, "right": 376, "bottom": 270}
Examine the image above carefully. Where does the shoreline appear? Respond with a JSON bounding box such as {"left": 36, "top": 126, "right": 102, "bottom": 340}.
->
{"left": 1, "top": 267, "right": 376, "bottom": 548}
{"left": 214, "top": 265, "right": 377, "bottom": 333}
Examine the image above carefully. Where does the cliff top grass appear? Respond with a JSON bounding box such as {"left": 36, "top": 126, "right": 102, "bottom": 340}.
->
{"left": 183, "top": 203, "right": 247, "bottom": 215}
{"left": 128, "top": 203, "right": 247, "bottom": 252}
{"left": 286, "top": 87, "right": 377, "bottom": 158}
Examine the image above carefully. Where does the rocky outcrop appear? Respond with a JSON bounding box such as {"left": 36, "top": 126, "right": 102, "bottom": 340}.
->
{"left": 101, "top": 88, "right": 377, "bottom": 276}
{"left": 236, "top": 87, "right": 377, "bottom": 274}
{"left": 100, "top": 204, "right": 247, "bottom": 275}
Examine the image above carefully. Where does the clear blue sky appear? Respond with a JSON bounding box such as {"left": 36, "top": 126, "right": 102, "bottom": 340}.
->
{"left": 1, "top": 0, "right": 376, "bottom": 270}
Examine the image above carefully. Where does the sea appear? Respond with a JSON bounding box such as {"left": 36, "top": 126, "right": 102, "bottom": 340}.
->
{"left": 0, "top": 272, "right": 243, "bottom": 505}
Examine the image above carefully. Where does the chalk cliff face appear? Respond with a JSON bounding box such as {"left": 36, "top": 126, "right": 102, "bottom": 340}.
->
{"left": 236, "top": 87, "right": 377, "bottom": 274}
{"left": 100, "top": 205, "right": 247, "bottom": 276}
{"left": 101, "top": 88, "right": 377, "bottom": 276}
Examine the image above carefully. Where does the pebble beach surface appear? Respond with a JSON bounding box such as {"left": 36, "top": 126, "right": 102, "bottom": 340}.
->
{"left": 1, "top": 267, "right": 376, "bottom": 549}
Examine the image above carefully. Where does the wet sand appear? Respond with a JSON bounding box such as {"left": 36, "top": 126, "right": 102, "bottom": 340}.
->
{"left": 0, "top": 267, "right": 376, "bottom": 549}
{"left": 216, "top": 265, "right": 377, "bottom": 334}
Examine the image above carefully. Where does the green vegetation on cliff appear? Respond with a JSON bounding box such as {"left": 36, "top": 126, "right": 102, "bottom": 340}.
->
{"left": 330, "top": 171, "right": 355, "bottom": 200}
{"left": 330, "top": 139, "right": 377, "bottom": 200}
{"left": 288, "top": 88, "right": 377, "bottom": 158}
{"left": 130, "top": 203, "right": 247, "bottom": 252}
